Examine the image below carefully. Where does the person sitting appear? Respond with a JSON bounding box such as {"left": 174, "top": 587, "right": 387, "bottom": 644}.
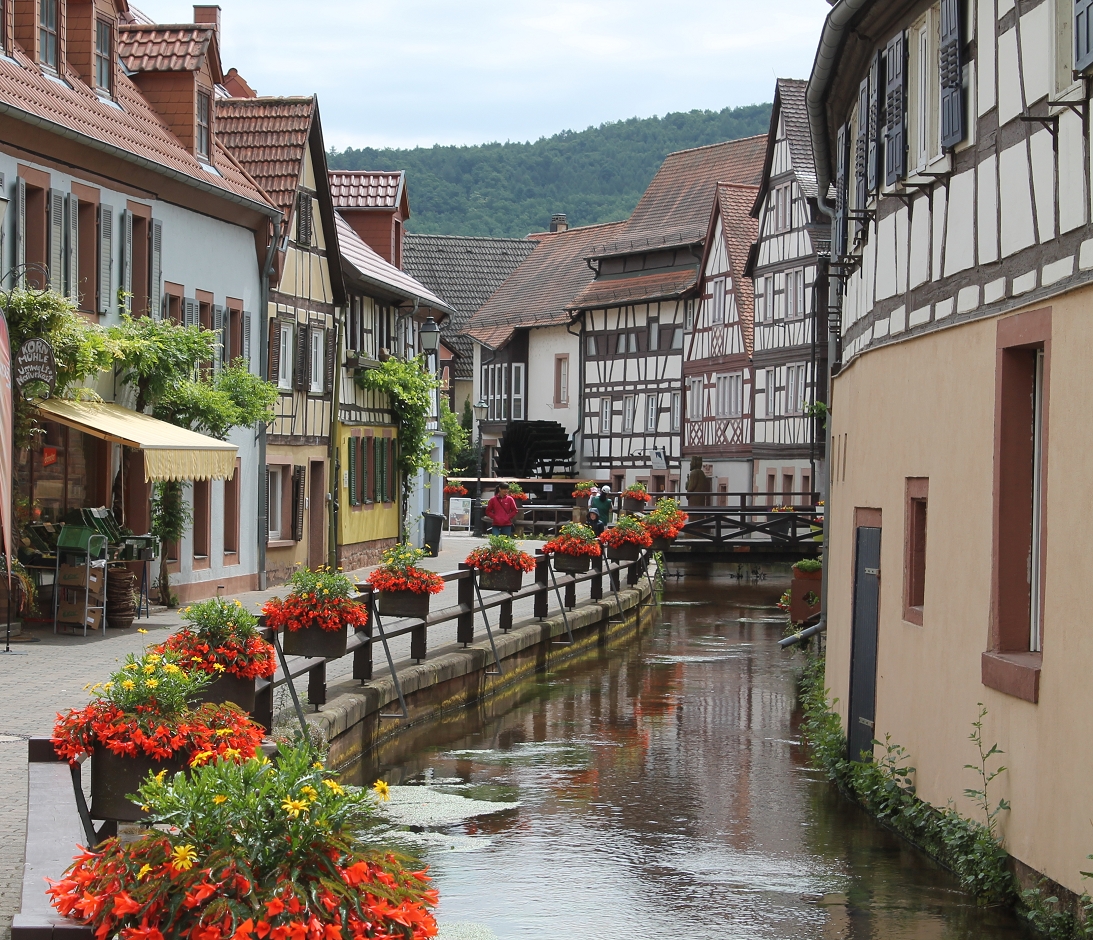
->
{"left": 588, "top": 484, "right": 613, "bottom": 525}
{"left": 486, "top": 482, "right": 520, "bottom": 535}
{"left": 586, "top": 507, "right": 606, "bottom": 536}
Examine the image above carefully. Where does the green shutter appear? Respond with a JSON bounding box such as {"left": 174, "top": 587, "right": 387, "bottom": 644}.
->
{"left": 361, "top": 437, "right": 371, "bottom": 503}
{"left": 347, "top": 438, "right": 358, "bottom": 506}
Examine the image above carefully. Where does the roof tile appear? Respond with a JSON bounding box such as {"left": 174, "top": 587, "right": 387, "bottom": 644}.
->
{"left": 571, "top": 268, "right": 698, "bottom": 309}
{"left": 715, "top": 183, "right": 759, "bottom": 355}
{"left": 329, "top": 170, "right": 404, "bottom": 210}
{"left": 118, "top": 25, "right": 216, "bottom": 75}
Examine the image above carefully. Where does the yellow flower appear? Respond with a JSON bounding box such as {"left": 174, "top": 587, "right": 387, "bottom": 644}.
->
{"left": 216, "top": 728, "right": 233, "bottom": 737}
{"left": 213, "top": 794, "right": 228, "bottom": 805}
{"left": 191, "top": 751, "right": 214, "bottom": 766}
{"left": 163, "top": 664, "right": 180, "bottom": 674}
{"left": 282, "top": 798, "right": 309, "bottom": 818}
{"left": 137, "top": 628, "right": 149, "bottom": 635}
{"left": 146, "top": 654, "right": 161, "bottom": 664}
{"left": 137, "top": 864, "right": 153, "bottom": 879}
{"left": 235, "top": 600, "right": 243, "bottom": 607}
{"left": 223, "top": 748, "right": 241, "bottom": 760}
{"left": 372, "top": 780, "right": 391, "bottom": 802}
{"left": 143, "top": 664, "right": 156, "bottom": 674}
{"left": 299, "top": 785, "right": 318, "bottom": 802}
{"left": 313, "top": 761, "right": 324, "bottom": 770}
{"left": 122, "top": 680, "right": 135, "bottom": 691}
{"left": 145, "top": 679, "right": 159, "bottom": 689}
{"left": 171, "top": 845, "right": 197, "bottom": 871}
{"left": 192, "top": 656, "right": 204, "bottom": 662}
{"left": 154, "top": 770, "right": 167, "bottom": 784}
{"left": 125, "top": 663, "right": 139, "bottom": 671}
{"left": 103, "top": 682, "right": 114, "bottom": 691}
{"left": 322, "top": 779, "right": 345, "bottom": 797}
{"left": 213, "top": 663, "right": 226, "bottom": 673}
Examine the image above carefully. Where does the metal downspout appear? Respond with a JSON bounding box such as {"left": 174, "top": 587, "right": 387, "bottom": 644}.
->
{"left": 256, "top": 222, "right": 283, "bottom": 591}
{"left": 328, "top": 317, "right": 342, "bottom": 571}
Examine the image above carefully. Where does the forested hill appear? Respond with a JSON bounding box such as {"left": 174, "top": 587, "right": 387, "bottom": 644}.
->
{"left": 328, "top": 104, "right": 772, "bottom": 238}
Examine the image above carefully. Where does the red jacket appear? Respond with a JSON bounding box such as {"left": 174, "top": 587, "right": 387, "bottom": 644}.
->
{"left": 486, "top": 494, "right": 519, "bottom": 527}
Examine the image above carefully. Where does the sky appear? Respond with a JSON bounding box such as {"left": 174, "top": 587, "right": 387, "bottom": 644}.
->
{"left": 133, "top": 1, "right": 831, "bottom": 152}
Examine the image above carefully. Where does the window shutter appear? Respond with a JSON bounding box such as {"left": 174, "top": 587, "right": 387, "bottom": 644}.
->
{"left": 268, "top": 319, "right": 281, "bottom": 381}
{"left": 294, "top": 324, "right": 308, "bottom": 391}
{"left": 939, "top": 0, "right": 965, "bottom": 149}
{"left": 389, "top": 438, "right": 397, "bottom": 502}
{"left": 259, "top": 466, "right": 269, "bottom": 539}
{"left": 244, "top": 312, "right": 253, "bottom": 369}
{"left": 324, "top": 327, "right": 336, "bottom": 395}
{"left": 884, "top": 31, "right": 907, "bottom": 185}
{"left": 833, "top": 122, "right": 849, "bottom": 258}
{"left": 296, "top": 192, "right": 312, "bottom": 246}
{"left": 854, "top": 76, "right": 869, "bottom": 223}
{"left": 66, "top": 194, "right": 79, "bottom": 304}
{"left": 14, "top": 177, "right": 25, "bottom": 287}
{"left": 1079, "top": 0, "right": 1093, "bottom": 73}
{"left": 48, "top": 189, "right": 64, "bottom": 293}
{"left": 213, "top": 305, "right": 226, "bottom": 373}
{"left": 97, "top": 204, "right": 112, "bottom": 314}
{"left": 150, "top": 220, "right": 163, "bottom": 318}
{"left": 121, "top": 209, "right": 133, "bottom": 314}
{"left": 347, "top": 439, "right": 358, "bottom": 506}
{"left": 868, "top": 53, "right": 881, "bottom": 193}
{"left": 381, "top": 438, "right": 389, "bottom": 502}
{"left": 183, "top": 298, "right": 198, "bottom": 328}
{"left": 291, "top": 465, "right": 306, "bottom": 542}
{"left": 362, "top": 437, "right": 371, "bottom": 502}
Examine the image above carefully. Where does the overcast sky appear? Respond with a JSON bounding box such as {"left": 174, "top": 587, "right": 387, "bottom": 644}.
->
{"left": 134, "top": 1, "right": 830, "bottom": 152}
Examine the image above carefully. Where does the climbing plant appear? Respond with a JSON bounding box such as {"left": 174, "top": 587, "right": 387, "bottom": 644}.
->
{"left": 438, "top": 398, "right": 470, "bottom": 471}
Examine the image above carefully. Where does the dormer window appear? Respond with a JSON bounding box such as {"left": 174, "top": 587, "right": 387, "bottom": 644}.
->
{"left": 196, "top": 91, "right": 211, "bottom": 160}
{"left": 39, "top": 0, "right": 58, "bottom": 70}
{"left": 94, "top": 18, "right": 113, "bottom": 93}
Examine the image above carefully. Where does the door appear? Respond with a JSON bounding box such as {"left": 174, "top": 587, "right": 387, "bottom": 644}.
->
{"left": 847, "top": 525, "right": 882, "bottom": 762}
{"left": 308, "top": 460, "right": 326, "bottom": 569}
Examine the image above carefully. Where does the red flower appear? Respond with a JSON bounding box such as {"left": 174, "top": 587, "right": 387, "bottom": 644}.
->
{"left": 266, "top": 898, "right": 285, "bottom": 917}
{"left": 365, "top": 567, "right": 444, "bottom": 595}
{"left": 262, "top": 596, "right": 369, "bottom": 635}
{"left": 463, "top": 546, "right": 536, "bottom": 574}
{"left": 542, "top": 535, "right": 602, "bottom": 558}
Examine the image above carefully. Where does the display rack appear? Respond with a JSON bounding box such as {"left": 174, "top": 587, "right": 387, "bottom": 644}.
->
{"left": 52, "top": 527, "right": 108, "bottom": 637}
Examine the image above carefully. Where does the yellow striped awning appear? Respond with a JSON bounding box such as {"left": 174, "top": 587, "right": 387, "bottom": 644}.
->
{"left": 36, "top": 399, "right": 237, "bottom": 482}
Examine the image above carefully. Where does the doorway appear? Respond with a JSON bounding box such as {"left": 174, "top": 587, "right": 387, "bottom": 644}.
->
{"left": 308, "top": 460, "right": 326, "bottom": 569}
{"left": 847, "top": 524, "right": 881, "bottom": 761}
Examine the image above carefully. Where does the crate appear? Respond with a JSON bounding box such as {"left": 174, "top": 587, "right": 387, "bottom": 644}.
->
{"left": 57, "top": 605, "right": 102, "bottom": 631}
{"left": 56, "top": 526, "right": 107, "bottom": 558}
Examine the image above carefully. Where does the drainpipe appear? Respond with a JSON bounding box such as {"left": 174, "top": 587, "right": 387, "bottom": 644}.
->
{"left": 328, "top": 316, "right": 342, "bottom": 571}
{"left": 256, "top": 220, "right": 284, "bottom": 590}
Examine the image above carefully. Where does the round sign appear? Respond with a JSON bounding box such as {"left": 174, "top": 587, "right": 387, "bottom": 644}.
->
{"left": 14, "top": 338, "right": 57, "bottom": 399}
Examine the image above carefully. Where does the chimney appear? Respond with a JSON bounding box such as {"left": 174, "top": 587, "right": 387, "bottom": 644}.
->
{"left": 549, "top": 213, "right": 568, "bottom": 233}
{"left": 224, "top": 68, "right": 257, "bottom": 98}
{"left": 193, "top": 5, "right": 221, "bottom": 38}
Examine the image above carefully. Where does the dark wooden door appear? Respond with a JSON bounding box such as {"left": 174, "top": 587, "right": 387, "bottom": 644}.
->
{"left": 308, "top": 460, "right": 326, "bottom": 570}
{"left": 847, "top": 525, "right": 881, "bottom": 762}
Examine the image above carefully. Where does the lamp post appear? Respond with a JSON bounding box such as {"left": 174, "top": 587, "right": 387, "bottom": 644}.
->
{"left": 472, "top": 399, "right": 487, "bottom": 535}
{"left": 418, "top": 316, "right": 440, "bottom": 360}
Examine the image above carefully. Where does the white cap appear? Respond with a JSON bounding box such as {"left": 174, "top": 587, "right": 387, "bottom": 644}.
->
{"left": 601, "top": 485, "right": 611, "bottom": 493}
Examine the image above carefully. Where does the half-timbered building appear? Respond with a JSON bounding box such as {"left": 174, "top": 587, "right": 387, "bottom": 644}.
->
{"left": 812, "top": 0, "right": 1093, "bottom": 901}
{"left": 571, "top": 137, "right": 767, "bottom": 493}
{"left": 217, "top": 95, "right": 345, "bottom": 585}
{"left": 748, "top": 78, "right": 829, "bottom": 505}
{"left": 682, "top": 183, "right": 758, "bottom": 499}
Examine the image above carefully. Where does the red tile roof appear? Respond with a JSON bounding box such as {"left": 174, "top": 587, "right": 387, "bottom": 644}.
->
{"left": 118, "top": 25, "right": 220, "bottom": 79}
{"left": 0, "top": 43, "right": 272, "bottom": 211}
{"left": 570, "top": 268, "right": 698, "bottom": 310}
{"left": 466, "top": 221, "right": 626, "bottom": 350}
{"left": 215, "top": 97, "right": 316, "bottom": 215}
{"left": 329, "top": 171, "right": 405, "bottom": 211}
{"left": 715, "top": 183, "right": 759, "bottom": 356}
{"left": 588, "top": 135, "right": 767, "bottom": 257}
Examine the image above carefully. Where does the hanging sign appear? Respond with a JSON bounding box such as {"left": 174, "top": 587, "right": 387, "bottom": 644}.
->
{"left": 14, "top": 337, "right": 56, "bottom": 398}
{"left": 0, "top": 312, "right": 12, "bottom": 589}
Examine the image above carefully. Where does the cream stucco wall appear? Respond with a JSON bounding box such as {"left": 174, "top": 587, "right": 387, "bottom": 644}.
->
{"left": 826, "top": 281, "right": 1093, "bottom": 895}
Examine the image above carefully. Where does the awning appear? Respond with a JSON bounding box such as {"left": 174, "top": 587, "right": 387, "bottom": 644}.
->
{"left": 36, "top": 399, "right": 237, "bottom": 482}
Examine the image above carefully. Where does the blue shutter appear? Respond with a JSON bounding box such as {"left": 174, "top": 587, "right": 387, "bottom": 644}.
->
{"left": 1078, "top": 0, "right": 1093, "bottom": 73}
{"left": 833, "top": 122, "right": 849, "bottom": 259}
{"left": 940, "top": 0, "right": 965, "bottom": 149}
{"left": 867, "top": 52, "right": 881, "bottom": 193}
{"left": 884, "top": 31, "right": 907, "bottom": 185}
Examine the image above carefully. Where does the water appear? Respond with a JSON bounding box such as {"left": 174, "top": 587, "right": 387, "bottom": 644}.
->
{"left": 352, "top": 567, "right": 1029, "bottom": 940}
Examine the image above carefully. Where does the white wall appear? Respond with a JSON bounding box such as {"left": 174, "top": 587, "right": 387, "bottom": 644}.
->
{"left": 527, "top": 324, "right": 580, "bottom": 435}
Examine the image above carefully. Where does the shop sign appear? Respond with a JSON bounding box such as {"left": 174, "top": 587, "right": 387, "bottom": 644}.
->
{"left": 14, "top": 338, "right": 56, "bottom": 398}
{"left": 42, "top": 446, "right": 58, "bottom": 467}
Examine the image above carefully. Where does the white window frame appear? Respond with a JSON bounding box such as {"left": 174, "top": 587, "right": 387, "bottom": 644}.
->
{"left": 671, "top": 391, "right": 681, "bottom": 431}
{"left": 623, "top": 395, "right": 635, "bottom": 433}
{"left": 309, "top": 328, "right": 324, "bottom": 394}
{"left": 268, "top": 467, "right": 283, "bottom": 539}
{"left": 278, "top": 323, "right": 294, "bottom": 390}
{"left": 501, "top": 363, "right": 509, "bottom": 421}
{"left": 628, "top": 332, "right": 638, "bottom": 354}
{"left": 685, "top": 299, "right": 694, "bottom": 331}
{"left": 586, "top": 334, "right": 597, "bottom": 357}
{"left": 765, "top": 368, "right": 777, "bottom": 418}
{"left": 646, "top": 393, "right": 658, "bottom": 433}
{"left": 648, "top": 319, "right": 659, "bottom": 350}
{"left": 600, "top": 398, "right": 612, "bottom": 434}
{"left": 616, "top": 333, "right": 627, "bottom": 355}
{"left": 688, "top": 377, "right": 703, "bottom": 421}
{"left": 712, "top": 278, "right": 726, "bottom": 324}
{"left": 554, "top": 356, "right": 568, "bottom": 406}
{"left": 512, "top": 362, "right": 525, "bottom": 420}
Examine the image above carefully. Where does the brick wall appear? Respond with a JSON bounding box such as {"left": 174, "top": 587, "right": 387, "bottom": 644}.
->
{"left": 338, "top": 537, "right": 398, "bottom": 573}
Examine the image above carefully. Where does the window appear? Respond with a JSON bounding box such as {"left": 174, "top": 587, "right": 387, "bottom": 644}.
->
{"left": 586, "top": 334, "right": 598, "bottom": 357}
{"left": 685, "top": 299, "right": 694, "bottom": 331}
{"left": 600, "top": 398, "right": 611, "bottom": 434}
{"left": 786, "top": 363, "right": 807, "bottom": 414}
{"left": 615, "top": 333, "right": 627, "bottom": 355}
{"left": 773, "top": 183, "right": 793, "bottom": 233}
{"left": 786, "top": 269, "right": 805, "bottom": 320}
{"left": 688, "top": 377, "right": 703, "bottom": 421}
{"left": 512, "top": 363, "right": 525, "bottom": 420}
{"left": 648, "top": 320, "right": 660, "bottom": 350}
{"left": 623, "top": 395, "right": 635, "bottom": 433}
{"left": 916, "top": 24, "right": 930, "bottom": 167}
{"left": 671, "top": 392, "right": 681, "bottom": 431}
{"left": 553, "top": 355, "right": 568, "bottom": 407}
{"left": 500, "top": 363, "right": 509, "bottom": 420}
{"left": 192, "top": 480, "right": 210, "bottom": 565}
{"left": 278, "top": 323, "right": 294, "bottom": 390}
{"left": 628, "top": 332, "right": 638, "bottom": 353}
{"left": 94, "top": 18, "right": 113, "bottom": 93}
{"left": 309, "top": 328, "right": 324, "bottom": 394}
{"left": 645, "top": 394, "right": 658, "bottom": 432}
{"left": 903, "top": 478, "right": 928, "bottom": 624}
{"left": 711, "top": 279, "right": 726, "bottom": 324}
{"left": 196, "top": 92, "right": 211, "bottom": 160}
{"left": 39, "top": 0, "right": 58, "bottom": 70}
{"left": 672, "top": 328, "right": 684, "bottom": 350}
{"left": 224, "top": 461, "right": 240, "bottom": 561}
{"left": 716, "top": 372, "right": 743, "bottom": 418}
{"left": 764, "top": 369, "right": 777, "bottom": 417}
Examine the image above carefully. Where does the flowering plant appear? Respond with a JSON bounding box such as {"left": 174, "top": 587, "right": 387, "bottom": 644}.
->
{"left": 47, "top": 746, "right": 438, "bottom": 940}
{"left": 542, "top": 522, "right": 602, "bottom": 558}
{"left": 52, "top": 652, "right": 265, "bottom": 764}
{"left": 599, "top": 515, "right": 654, "bottom": 550}
{"left": 443, "top": 483, "right": 468, "bottom": 496}
{"left": 570, "top": 481, "right": 597, "bottom": 498}
{"left": 507, "top": 482, "right": 529, "bottom": 502}
{"left": 155, "top": 598, "right": 275, "bottom": 680}
{"left": 366, "top": 542, "right": 445, "bottom": 595}
{"left": 464, "top": 535, "right": 536, "bottom": 574}
{"left": 642, "top": 497, "right": 689, "bottom": 540}
{"left": 771, "top": 505, "right": 796, "bottom": 513}
{"left": 262, "top": 566, "right": 369, "bottom": 635}
{"left": 621, "top": 482, "right": 653, "bottom": 503}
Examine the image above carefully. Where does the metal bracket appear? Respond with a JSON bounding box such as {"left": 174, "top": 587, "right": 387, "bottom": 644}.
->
{"left": 370, "top": 599, "right": 410, "bottom": 720}
{"left": 1019, "top": 113, "right": 1059, "bottom": 137}
{"left": 271, "top": 630, "right": 311, "bottom": 740}
{"left": 547, "top": 563, "right": 575, "bottom": 645}
{"left": 471, "top": 574, "right": 504, "bottom": 676}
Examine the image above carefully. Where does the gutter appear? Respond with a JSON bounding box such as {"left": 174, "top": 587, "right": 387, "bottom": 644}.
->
{"left": 256, "top": 219, "right": 284, "bottom": 590}
{"left": 807, "top": 0, "right": 875, "bottom": 217}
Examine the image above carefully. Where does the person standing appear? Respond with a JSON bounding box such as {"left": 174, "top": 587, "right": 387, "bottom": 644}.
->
{"left": 586, "top": 507, "right": 606, "bottom": 536}
{"left": 486, "top": 482, "right": 520, "bottom": 535}
{"left": 588, "top": 484, "right": 613, "bottom": 525}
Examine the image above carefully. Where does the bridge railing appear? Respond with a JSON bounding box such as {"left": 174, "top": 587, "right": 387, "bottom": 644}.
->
{"left": 673, "top": 507, "right": 823, "bottom": 548}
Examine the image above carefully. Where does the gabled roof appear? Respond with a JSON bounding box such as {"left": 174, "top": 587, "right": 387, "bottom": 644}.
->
{"left": 753, "top": 78, "right": 818, "bottom": 215}
{"left": 118, "top": 25, "right": 222, "bottom": 81}
{"left": 215, "top": 97, "right": 316, "bottom": 215}
{"left": 402, "top": 233, "right": 538, "bottom": 377}
{"left": 0, "top": 42, "right": 272, "bottom": 213}
{"left": 466, "top": 221, "right": 626, "bottom": 351}
{"left": 329, "top": 171, "right": 407, "bottom": 213}
{"left": 336, "top": 214, "right": 453, "bottom": 316}
{"left": 711, "top": 183, "right": 759, "bottom": 356}
{"left": 572, "top": 268, "right": 699, "bottom": 309}
{"left": 587, "top": 135, "right": 767, "bottom": 258}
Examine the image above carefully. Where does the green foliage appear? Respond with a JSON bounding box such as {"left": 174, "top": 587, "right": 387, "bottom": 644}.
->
{"left": 286, "top": 565, "right": 356, "bottom": 602}
{"left": 101, "top": 651, "right": 211, "bottom": 714}
{"left": 804, "top": 400, "right": 828, "bottom": 428}
{"left": 358, "top": 357, "right": 441, "bottom": 501}
{"left": 793, "top": 557, "right": 824, "bottom": 573}
{"left": 180, "top": 597, "right": 260, "bottom": 641}
{"left": 439, "top": 398, "right": 470, "bottom": 471}
{"left": 155, "top": 362, "right": 277, "bottom": 441}
{"left": 377, "top": 541, "right": 428, "bottom": 573}
{"left": 107, "top": 315, "right": 216, "bottom": 411}
{"left": 328, "top": 104, "right": 772, "bottom": 237}
{"left": 964, "top": 703, "right": 1011, "bottom": 840}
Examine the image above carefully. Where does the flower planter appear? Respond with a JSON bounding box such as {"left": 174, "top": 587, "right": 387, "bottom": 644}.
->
{"left": 282, "top": 623, "right": 349, "bottom": 659}
{"left": 553, "top": 553, "right": 591, "bottom": 575}
{"left": 378, "top": 590, "right": 432, "bottom": 620}
{"left": 479, "top": 566, "right": 524, "bottom": 593}
{"left": 91, "top": 746, "right": 185, "bottom": 822}
{"left": 196, "top": 672, "right": 257, "bottom": 712}
{"left": 607, "top": 543, "right": 643, "bottom": 562}
{"left": 622, "top": 497, "right": 648, "bottom": 513}
{"left": 792, "top": 567, "right": 823, "bottom": 581}
{"left": 651, "top": 536, "right": 674, "bottom": 553}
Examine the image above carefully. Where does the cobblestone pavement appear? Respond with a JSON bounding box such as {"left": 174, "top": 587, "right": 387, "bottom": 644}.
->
{"left": 0, "top": 535, "right": 612, "bottom": 937}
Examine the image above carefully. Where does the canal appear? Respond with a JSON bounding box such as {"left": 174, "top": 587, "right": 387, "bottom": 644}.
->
{"left": 352, "top": 566, "right": 1029, "bottom": 940}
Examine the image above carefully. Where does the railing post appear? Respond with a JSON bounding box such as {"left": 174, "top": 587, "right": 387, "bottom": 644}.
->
{"left": 500, "top": 597, "right": 513, "bottom": 632}
{"left": 609, "top": 559, "right": 620, "bottom": 593}
{"left": 534, "top": 550, "right": 549, "bottom": 620}
{"left": 627, "top": 559, "right": 639, "bottom": 587}
{"left": 591, "top": 553, "right": 603, "bottom": 601}
{"left": 307, "top": 661, "right": 326, "bottom": 710}
{"left": 254, "top": 682, "right": 273, "bottom": 731}
{"left": 457, "top": 565, "right": 475, "bottom": 646}
{"left": 564, "top": 574, "right": 576, "bottom": 610}
{"left": 353, "top": 628, "right": 373, "bottom": 682}
{"left": 410, "top": 614, "right": 427, "bottom": 662}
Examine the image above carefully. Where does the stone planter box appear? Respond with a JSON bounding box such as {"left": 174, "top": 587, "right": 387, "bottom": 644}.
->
{"left": 790, "top": 576, "right": 823, "bottom": 624}
{"left": 91, "top": 746, "right": 185, "bottom": 822}
{"left": 196, "top": 672, "right": 257, "bottom": 713}
{"left": 553, "top": 553, "right": 591, "bottom": 575}
{"left": 651, "top": 536, "right": 674, "bottom": 553}
{"left": 282, "top": 623, "right": 348, "bottom": 660}
{"left": 378, "top": 590, "right": 431, "bottom": 620}
{"left": 622, "top": 497, "right": 650, "bottom": 513}
{"left": 607, "top": 542, "right": 642, "bottom": 562}
{"left": 479, "top": 566, "right": 524, "bottom": 593}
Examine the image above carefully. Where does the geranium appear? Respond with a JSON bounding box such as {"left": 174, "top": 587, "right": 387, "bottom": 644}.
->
{"left": 155, "top": 599, "right": 275, "bottom": 680}
{"left": 599, "top": 515, "right": 654, "bottom": 550}
{"left": 52, "top": 653, "right": 264, "bottom": 765}
{"left": 365, "top": 543, "right": 445, "bottom": 595}
{"left": 262, "top": 566, "right": 369, "bottom": 635}
{"left": 570, "top": 481, "right": 597, "bottom": 498}
{"left": 642, "top": 497, "right": 689, "bottom": 540}
{"left": 621, "top": 482, "right": 653, "bottom": 503}
{"left": 507, "top": 482, "right": 529, "bottom": 502}
{"left": 47, "top": 746, "right": 438, "bottom": 940}
{"left": 464, "top": 535, "right": 536, "bottom": 574}
{"left": 542, "top": 522, "right": 602, "bottom": 558}
{"left": 443, "top": 483, "right": 468, "bottom": 496}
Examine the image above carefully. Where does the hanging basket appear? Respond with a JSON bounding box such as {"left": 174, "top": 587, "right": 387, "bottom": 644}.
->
{"left": 607, "top": 542, "right": 642, "bottom": 562}
{"left": 196, "top": 672, "right": 257, "bottom": 713}
{"left": 553, "top": 553, "right": 591, "bottom": 575}
{"left": 479, "top": 566, "right": 524, "bottom": 593}
{"left": 282, "top": 623, "right": 348, "bottom": 659}
{"left": 91, "top": 746, "right": 186, "bottom": 822}
{"left": 378, "top": 590, "right": 432, "bottom": 620}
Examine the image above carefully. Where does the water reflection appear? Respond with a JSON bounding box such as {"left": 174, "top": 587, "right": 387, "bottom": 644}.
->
{"left": 357, "top": 566, "right": 1029, "bottom": 940}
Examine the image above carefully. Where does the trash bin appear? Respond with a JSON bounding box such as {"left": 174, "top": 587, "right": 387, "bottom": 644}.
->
{"left": 423, "top": 513, "right": 444, "bottom": 557}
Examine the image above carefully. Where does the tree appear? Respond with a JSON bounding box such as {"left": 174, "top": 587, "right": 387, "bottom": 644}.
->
{"left": 438, "top": 398, "right": 469, "bottom": 472}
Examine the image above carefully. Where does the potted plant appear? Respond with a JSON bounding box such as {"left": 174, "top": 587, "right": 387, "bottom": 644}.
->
{"left": 262, "top": 566, "right": 369, "bottom": 660}
{"left": 571, "top": 481, "right": 597, "bottom": 499}
{"left": 599, "top": 515, "right": 654, "bottom": 561}
{"left": 47, "top": 745, "right": 439, "bottom": 940}
{"left": 507, "top": 482, "right": 530, "bottom": 503}
{"left": 51, "top": 652, "right": 265, "bottom": 821}
{"left": 621, "top": 482, "right": 654, "bottom": 512}
{"left": 0, "top": 555, "right": 37, "bottom": 622}
{"left": 769, "top": 505, "right": 797, "bottom": 539}
{"left": 155, "top": 598, "right": 276, "bottom": 713}
{"left": 642, "top": 497, "right": 689, "bottom": 552}
{"left": 443, "top": 482, "right": 468, "bottom": 496}
{"left": 543, "top": 522, "right": 602, "bottom": 574}
{"left": 792, "top": 557, "right": 823, "bottom": 581}
{"left": 465, "top": 535, "right": 536, "bottom": 592}
{"left": 366, "top": 542, "right": 445, "bottom": 619}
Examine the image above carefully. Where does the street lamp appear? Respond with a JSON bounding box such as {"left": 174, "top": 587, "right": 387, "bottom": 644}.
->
{"left": 418, "top": 316, "right": 440, "bottom": 356}
{"left": 473, "top": 399, "right": 488, "bottom": 535}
